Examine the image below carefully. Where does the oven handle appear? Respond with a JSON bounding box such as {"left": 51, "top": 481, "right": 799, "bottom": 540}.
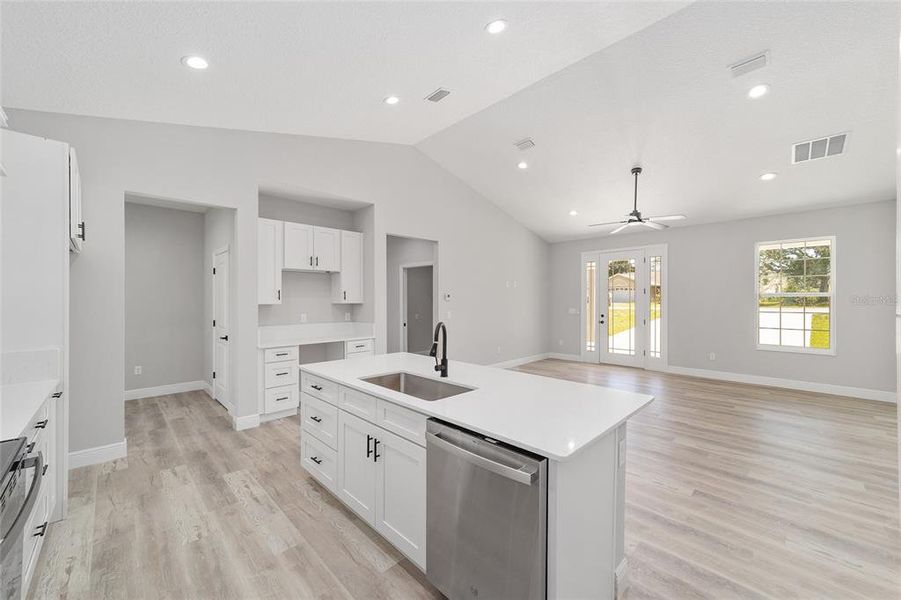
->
{"left": 0, "top": 452, "right": 43, "bottom": 544}
{"left": 426, "top": 432, "right": 536, "bottom": 485}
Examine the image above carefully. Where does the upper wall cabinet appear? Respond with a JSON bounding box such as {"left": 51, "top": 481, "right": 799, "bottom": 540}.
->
{"left": 284, "top": 223, "right": 341, "bottom": 272}
{"left": 258, "top": 218, "right": 284, "bottom": 305}
{"left": 68, "top": 148, "right": 84, "bottom": 253}
{"left": 332, "top": 231, "right": 363, "bottom": 304}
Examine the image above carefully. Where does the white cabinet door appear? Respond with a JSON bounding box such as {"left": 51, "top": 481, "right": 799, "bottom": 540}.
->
{"left": 375, "top": 428, "right": 427, "bottom": 568}
{"left": 257, "top": 218, "right": 283, "bottom": 304}
{"left": 313, "top": 226, "right": 341, "bottom": 272}
{"left": 332, "top": 231, "right": 363, "bottom": 303}
{"left": 337, "top": 410, "right": 377, "bottom": 524}
{"left": 284, "top": 222, "right": 315, "bottom": 270}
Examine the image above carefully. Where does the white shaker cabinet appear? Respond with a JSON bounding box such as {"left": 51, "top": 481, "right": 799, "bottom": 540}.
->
{"left": 313, "top": 226, "right": 341, "bottom": 272}
{"left": 257, "top": 218, "right": 284, "bottom": 305}
{"left": 284, "top": 223, "right": 341, "bottom": 272}
{"left": 283, "top": 222, "right": 314, "bottom": 270}
{"left": 373, "top": 428, "right": 426, "bottom": 567}
{"left": 68, "top": 148, "right": 84, "bottom": 253}
{"left": 332, "top": 230, "right": 363, "bottom": 304}
{"left": 337, "top": 410, "right": 378, "bottom": 524}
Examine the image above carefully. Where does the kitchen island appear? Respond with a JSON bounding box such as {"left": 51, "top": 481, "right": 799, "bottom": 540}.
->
{"left": 298, "top": 353, "right": 653, "bottom": 600}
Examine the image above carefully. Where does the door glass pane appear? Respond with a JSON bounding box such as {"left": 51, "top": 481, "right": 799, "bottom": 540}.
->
{"left": 585, "top": 261, "right": 596, "bottom": 352}
{"left": 607, "top": 259, "right": 636, "bottom": 355}
{"left": 649, "top": 256, "right": 662, "bottom": 358}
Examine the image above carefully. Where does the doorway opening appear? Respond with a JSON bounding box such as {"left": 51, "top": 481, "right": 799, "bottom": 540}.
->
{"left": 580, "top": 244, "right": 667, "bottom": 369}
{"left": 386, "top": 235, "right": 438, "bottom": 354}
{"left": 124, "top": 194, "right": 236, "bottom": 413}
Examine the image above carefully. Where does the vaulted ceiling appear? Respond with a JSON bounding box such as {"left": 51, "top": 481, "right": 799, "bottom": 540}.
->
{"left": 3, "top": 1, "right": 898, "bottom": 242}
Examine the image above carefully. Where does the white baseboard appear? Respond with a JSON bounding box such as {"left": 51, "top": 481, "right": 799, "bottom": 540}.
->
{"left": 546, "top": 352, "right": 583, "bottom": 362}
{"left": 68, "top": 439, "right": 127, "bottom": 469}
{"left": 615, "top": 558, "right": 629, "bottom": 600}
{"left": 665, "top": 365, "right": 896, "bottom": 403}
{"left": 260, "top": 407, "right": 298, "bottom": 423}
{"left": 124, "top": 380, "right": 207, "bottom": 401}
{"left": 201, "top": 381, "right": 213, "bottom": 398}
{"left": 233, "top": 413, "right": 260, "bottom": 431}
{"left": 491, "top": 353, "right": 551, "bottom": 369}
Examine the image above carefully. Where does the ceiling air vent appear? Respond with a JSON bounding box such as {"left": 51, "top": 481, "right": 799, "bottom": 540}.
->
{"left": 514, "top": 138, "right": 535, "bottom": 151}
{"left": 729, "top": 52, "right": 768, "bottom": 78}
{"left": 425, "top": 88, "right": 451, "bottom": 103}
{"left": 792, "top": 133, "right": 848, "bottom": 164}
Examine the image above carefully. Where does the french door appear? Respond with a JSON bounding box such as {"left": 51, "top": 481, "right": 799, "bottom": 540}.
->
{"left": 581, "top": 245, "right": 666, "bottom": 369}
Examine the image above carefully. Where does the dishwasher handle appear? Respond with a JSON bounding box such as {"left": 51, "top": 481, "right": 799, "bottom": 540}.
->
{"left": 427, "top": 432, "right": 537, "bottom": 485}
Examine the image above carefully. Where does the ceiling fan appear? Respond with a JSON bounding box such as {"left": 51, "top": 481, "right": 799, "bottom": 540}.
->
{"left": 589, "top": 167, "right": 686, "bottom": 233}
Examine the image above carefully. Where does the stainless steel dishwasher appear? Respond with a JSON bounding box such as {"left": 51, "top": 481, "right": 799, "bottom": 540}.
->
{"left": 426, "top": 419, "right": 547, "bottom": 600}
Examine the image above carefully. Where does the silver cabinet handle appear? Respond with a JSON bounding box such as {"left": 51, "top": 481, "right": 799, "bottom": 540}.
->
{"left": 426, "top": 432, "right": 537, "bottom": 485}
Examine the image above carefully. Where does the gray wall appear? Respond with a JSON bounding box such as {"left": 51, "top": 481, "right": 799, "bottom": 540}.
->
{"left": 550, "top": 200, "right": 897, "bottom": 393}
{"left": 125, "top": 202, "right": 204, "bottom": 390}
{"left": 8, "top": 109, "right": 550, "bottom": 452}
{"left": 203, "top": 207, "right": 236, "bottom": 389}
{"left": 406, "top": 266, "right": 434, "bottom": 354}
{"left": 387, "top": 236, "right": 437, "bottom": 353}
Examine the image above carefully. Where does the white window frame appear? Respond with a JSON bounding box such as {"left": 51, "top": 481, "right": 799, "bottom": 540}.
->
{"left": 755, "top": 235, "right": 836, "bottom": 356}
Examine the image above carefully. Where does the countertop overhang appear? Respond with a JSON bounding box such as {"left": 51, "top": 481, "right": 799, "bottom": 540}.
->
{"left": 299, "top": 353, "right": 654, "bottom": 461}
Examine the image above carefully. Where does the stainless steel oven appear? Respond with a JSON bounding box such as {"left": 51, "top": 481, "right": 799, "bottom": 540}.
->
{"left": 426, "top": 419, "right": 547, "bottom": 600}
{"left": 1, "top": 438, "right": 43, "bottom": 600}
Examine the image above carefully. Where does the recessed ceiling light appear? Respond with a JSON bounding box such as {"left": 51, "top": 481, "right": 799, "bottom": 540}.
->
{"left": 569, "top": 210, "right": 578, "bottom": 216}
{"left": 759, "top": 172, "right": 777, "bottom": 181}
{"left": 181, "top": 55, "right": 208, "bottom": 70}
{"left": 517, "top": 161, "right": 528, "bottom": 170}
{"left": 486, "top": 20, "right": 508, "bottom": 34}
{"left": 384, "top": 96, "right": 400, "bottom": 105}
{"left": 748, "top": 84, "right": 769, "bottom": 99}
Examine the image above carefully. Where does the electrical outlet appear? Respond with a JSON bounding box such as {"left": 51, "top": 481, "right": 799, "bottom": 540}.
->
{"left": 708, "top": 352, "right": 716, "bottom": 361}
{"left": 446, "top": 310, "right": 452, "bottom": 319}
{"left": 300, "top": 313, "right": 308, "bottom": 323}
{"left": 344, "top": 312, "right": 351, "bottom": 321}
{"left": 134, "top": 365, "right": 142, "bottom": 375}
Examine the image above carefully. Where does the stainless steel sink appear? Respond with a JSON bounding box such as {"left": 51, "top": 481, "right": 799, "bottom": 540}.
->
{"left": 361, "top": 372, "right": 474, "bottom": 401}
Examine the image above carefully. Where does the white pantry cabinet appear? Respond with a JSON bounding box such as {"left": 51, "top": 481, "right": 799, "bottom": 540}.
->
{"left": 284, "top": 222, "right": 341, "bottom": 272}
{"left": 312, "top": 387, "right": 426, "bottom": 569}
{"left": 331, "top": 230, "right": 363, "bottom": 304}
{"left": 257, "top": 218, "right": 284, "bottom": 305}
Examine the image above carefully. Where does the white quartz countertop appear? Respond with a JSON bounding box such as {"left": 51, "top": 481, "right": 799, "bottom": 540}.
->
{"left": 258, "top": 322, "right": 374, "bottom": 349}
{"left": 300, "top": 353, "right": 654, "bottom": 461}
{"left": 1, "top": 379, "right": 59, "bottom": 440}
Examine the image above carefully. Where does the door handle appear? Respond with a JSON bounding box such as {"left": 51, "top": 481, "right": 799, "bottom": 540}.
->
{"left": 426, "top": 432, "right": 537, "bottom": 485}
{"left": 310, "top": 456, "right": 322, "bottom": 465}
{"left": 366, "top": 434, "right": 373, "bottom": 458}
{"left": 343, "top": 290, "right": 346, "bottom": 300}
{"left": 219, "top": 335, "right": 229, "bottom": 341}
{"left": 34, "top": 521, "right": 48, "bottom": 537}
{"left": 310, "top": 256, "right": 313, "bottom": 267}
{"left": 373, "top": 438, "right": 381, "bottom": 462}
{"left": 310, "top": 415, "right": 322, "bottom": 423}
{"left": 315, "top": 256, "right": 319, "bottom": 267}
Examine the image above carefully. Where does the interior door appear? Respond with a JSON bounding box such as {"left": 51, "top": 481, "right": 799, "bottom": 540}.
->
{"left": 582, "top": 249, "right": 647, "bottom": 368}
{"left": 213, "top": 247, "right": 231, "bottom": 409}
{"left": 313, "top": 226, "right": 341, "bottom": 272}
{"left": 337, "top": 411, "right": 377, "bottom": 524}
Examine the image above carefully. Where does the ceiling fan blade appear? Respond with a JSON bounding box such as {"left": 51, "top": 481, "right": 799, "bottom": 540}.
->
{"left": 609, "top": 223, "right": 631, "bottom": 234}
{"left": 646, "top": 214, "right": 686, "bottom": 222}
{"left": 588, "top": 220, "right": 629, "bottom": 228}
{"left": 641, "top": 220, "right": 667, "bottom": 230}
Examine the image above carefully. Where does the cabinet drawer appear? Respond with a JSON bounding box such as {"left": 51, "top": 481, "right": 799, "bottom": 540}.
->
{"left": 345, "top": 339, "right": 373, "bottom": 355}
{"left": 339, "top": 387, "right": 378, "bottom": 421}
{"left": 301, "top": 433, "right": 337, "bottom": 493}
{"left": 301, "top": 373, "right": 338, "bottom": 405}
{"left": 301, "top": 393, "right": 338, "bottom": 449}
{"left": 376, "top": 399, "right": 427, "bottom": 447}
{"left": 265, "top": 361, "right": 297, "bottom": 388}
{"left": 264, "top": 385, "right": 299, "bottom": 414}
{"left": 264, "top": 346, "right": 298, "bottom": 363}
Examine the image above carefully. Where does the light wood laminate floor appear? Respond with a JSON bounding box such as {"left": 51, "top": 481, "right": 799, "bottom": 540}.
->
{"left": 29, "top": 360, "right": 899, "bottom": 599}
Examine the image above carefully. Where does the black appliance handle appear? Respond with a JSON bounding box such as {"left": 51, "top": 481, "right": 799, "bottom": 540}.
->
{"left": 0, "top": 452, "right": 43, "bottom": 543}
